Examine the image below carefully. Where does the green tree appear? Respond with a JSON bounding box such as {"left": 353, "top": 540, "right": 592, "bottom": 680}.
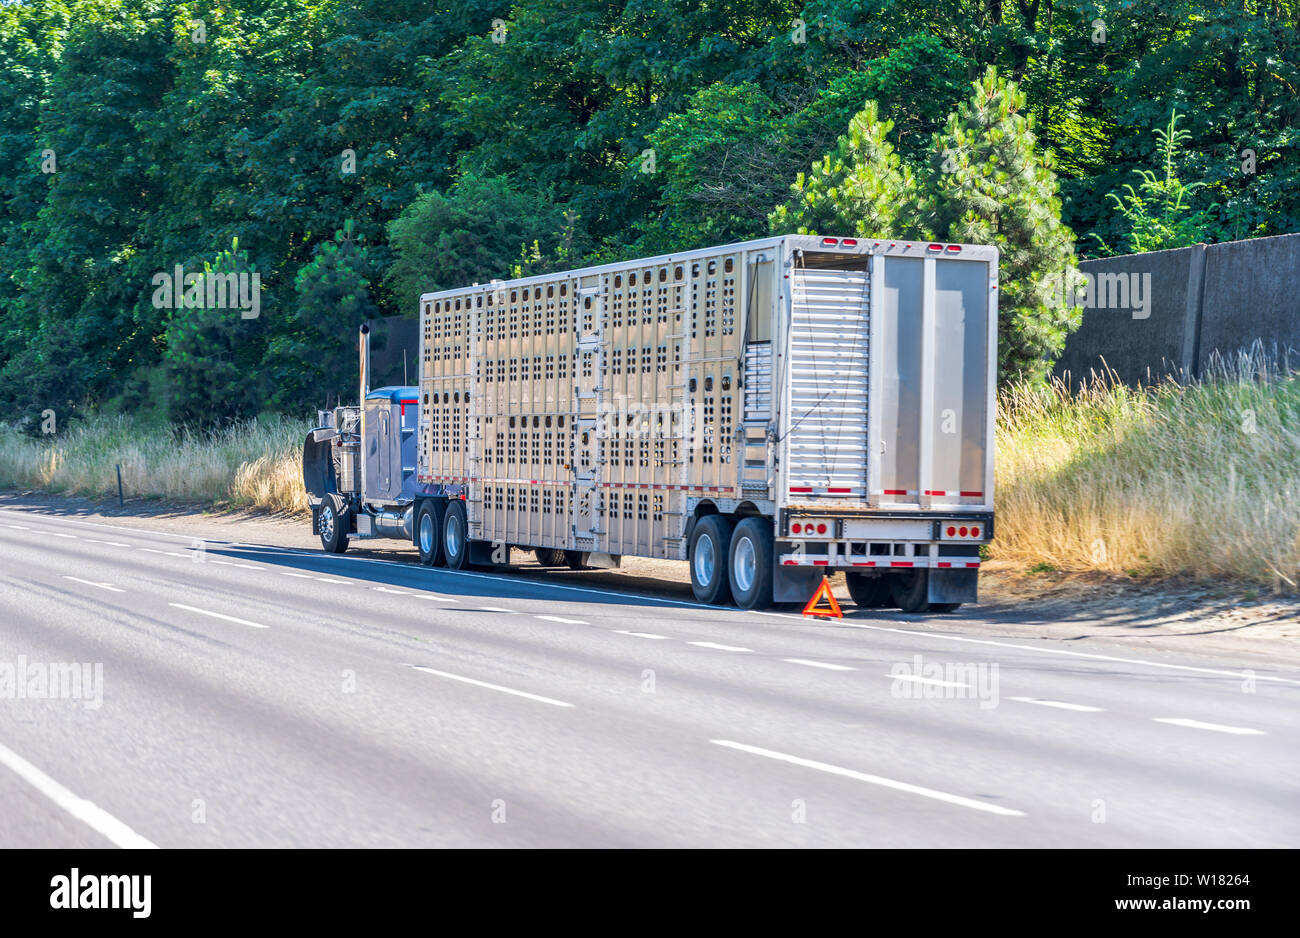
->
{"left": 1093, "top": 110, "right": 1220, "bottom": 255}
{"left": 927, "top": 67, "right": 1081, "bottom": 384}
{"left": 384, "top": 175, "right": 584, "bottom": 313}
{"left": 161, "top": 238, "right": 270, "bottom": 425}
{"left": 768, "top": 99, "right": 920, "bottom": 240}
{"left": 265, "top": 220, "right": 379, "bottom": 410}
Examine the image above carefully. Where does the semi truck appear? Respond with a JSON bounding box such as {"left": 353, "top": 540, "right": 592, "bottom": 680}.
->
{"left": 302, "top": 234, "right": 997, "bottom": 612}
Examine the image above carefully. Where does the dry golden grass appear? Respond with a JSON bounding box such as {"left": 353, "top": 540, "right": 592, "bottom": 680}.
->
{"left": 993, "top": 356, "right": 1300, "bottom": 591}
{"left": 0, "top": 415, "right": 312, "bottom": 514}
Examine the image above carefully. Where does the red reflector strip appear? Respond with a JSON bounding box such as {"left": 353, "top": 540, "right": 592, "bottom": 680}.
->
{"left": 883, "top": 489, "right": 908, "bottom": 496}
{"left": 826, "top": 487, "right": 851, "bottom": 493}
{"left": 960, "top": 491, "right": 984, "bottom": 497}
{"left": 924, "top": 490, "right": 945, "bottom": 496}
{"left": 937, "top": 562, "right": 951, "bottom": 568}
{"left": 813, "top": 560, "right": 828, "bottom": 566}
{"left": 783, "top": 560, "right": 796, "bottom": 566}
{"left": 890, "top": 561, "right": 914, "bottom": 567}
{"left": 789, "top": 487, "right": 813, "bottom": 493}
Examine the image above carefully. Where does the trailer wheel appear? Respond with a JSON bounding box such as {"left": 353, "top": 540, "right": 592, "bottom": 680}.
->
{"left": 689, "top": 514, "right": 734, "bottom": 605}
{"left": 443, "top": 500, "right": 471, "bottom": 570}
{"left": 728, "top": 517, "right": 774, "bottom": 610}
{"left": 889, "top": 569, "right": 930, "bottom": 613}
{"left": 929, "top": 603, "right": 962, "bottom": 614}
{"left": 416, "top": 501, "right": 445, "bottom": 567}
{"left": 319, "top": 494, "right": 350, "bottom": 554}
{"left": 535, "top": 548, "right": 566, "bottom": 567}
{"left": 564, "top": 550, "right": 589, "bottom": 570}
{"left": 846, "top": 572, "right": 892, "bottom": 608}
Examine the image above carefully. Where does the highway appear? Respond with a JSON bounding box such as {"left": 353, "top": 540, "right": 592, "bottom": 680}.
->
{"left": 0, "top": 506, "right": 1296, "bottom": 848}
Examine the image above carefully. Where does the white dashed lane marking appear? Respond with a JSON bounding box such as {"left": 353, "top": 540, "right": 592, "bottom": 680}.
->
{"left": 688, "top": 641, "right": 752, "bottom": 652}
{"left": 61, "top": 576, "right": 125, "bottom": 594}
{"left": 168, "top": 603, "right": 270, "bottom": 630}
{"left": 1153, "top": 718, "right": 1266, "bottom": 736}
{"left": 408, "top": 665, "right": 574, "bottom": 708}
{"left": 1009, "top": 697, "right": 1104, "bottom": 712}
{"left": 785, "top": 658, "right": 855, "bottom": 672}
{"left": 536, "top": 615, "right": 588, "bottom": 625}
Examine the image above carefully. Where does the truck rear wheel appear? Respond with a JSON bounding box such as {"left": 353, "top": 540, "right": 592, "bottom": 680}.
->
{"left": 417, "top": 501, "right": 445, "bottom": 567}
{"left": 728, "top": 517, "right": 773, "bottom": 610}
{"left": 319, "top": 494, "right": 350, "bottom": 554}
{"left": 535, "top": 548, "right": 567, "bottom": 567}
{"left": 564, "top": 550, "right": 589, "bottom": 570}
{"left": 443, "top": 500, "right": 471, "bottom": 570}
{"left": 689, "top": 514, "right": 733, "bottom": 605}
{"left": 846, "top": 572, "right": 892, "bottom": 608}
{"left": 890, "top": 569, "right": 930, "bottom": 613}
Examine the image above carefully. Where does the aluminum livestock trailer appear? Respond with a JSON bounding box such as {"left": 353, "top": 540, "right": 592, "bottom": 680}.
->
{"left": 303, "top": 234, "right": 997, "bottom": 612}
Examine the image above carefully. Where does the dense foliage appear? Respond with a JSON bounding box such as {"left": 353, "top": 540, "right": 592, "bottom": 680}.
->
{"left": 1, "top": 0, "right": 1296, "bottom": 422}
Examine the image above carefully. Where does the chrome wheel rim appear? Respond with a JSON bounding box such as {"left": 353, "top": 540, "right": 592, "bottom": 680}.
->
{"left": 419, "top": 512, "right": 434, "bottom": 554}
{"left": 733, "top": 535, "right": 755, "bottom": 593}
{"left": 445, "top": 513, "right": 462, "bottom": 557}
{"left": 694, "top": 532, "right": 716, "bottom": 586}
{"left": 321, "top": 504, "right": 335, "bottom": 540}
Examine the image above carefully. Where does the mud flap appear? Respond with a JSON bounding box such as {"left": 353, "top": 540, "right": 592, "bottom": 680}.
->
{"left": 774, "top": 561, "right": 822, "bottom": 603}
{"left": 928, "top": 568, "right": 979, "bottom": 604}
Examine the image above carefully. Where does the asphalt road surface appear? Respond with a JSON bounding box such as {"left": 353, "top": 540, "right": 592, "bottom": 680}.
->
{"left": 1, "top": 506, "right": 1296, "bottom": 848}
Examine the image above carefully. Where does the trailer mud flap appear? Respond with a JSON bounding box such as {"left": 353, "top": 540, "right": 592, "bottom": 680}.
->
{"left": 774, "top": 561, "right": 822, "bottom": 603}
{"left": 928, "top": 568, "right": 979, "bottom": 604}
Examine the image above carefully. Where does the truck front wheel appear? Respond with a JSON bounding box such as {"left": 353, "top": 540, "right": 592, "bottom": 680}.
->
{"left": 728, "top": 517, "right": 774, "bottom": 610}
{"left": 689, "top": 514, "right": 734, "bottom": 605}
{"left": 319, "top": 494, "right": 350, "bottom": 554}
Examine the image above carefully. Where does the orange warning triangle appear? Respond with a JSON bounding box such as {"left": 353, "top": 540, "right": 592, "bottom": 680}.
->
{"left": 801, "top": 576, "right": 843, "bottom": 619}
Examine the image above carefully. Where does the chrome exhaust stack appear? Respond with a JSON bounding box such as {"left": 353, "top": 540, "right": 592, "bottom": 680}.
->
{"left": 358, "top": 324, "right": 370, "bottom": 501}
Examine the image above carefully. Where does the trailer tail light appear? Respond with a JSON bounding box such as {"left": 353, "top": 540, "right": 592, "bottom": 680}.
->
{"left": 946, "top": 244, "right": 962, "bottom": 253}
{"left": 791, "top": 523, "right": 802, "bottom": 534}
{"left": 940, "top": 523, "right": 986, "bottom": 541}
{"left": 927, "top": 243, "right": 943, "bottom": 252}
{"left": 816, "top": 523, "right": 828, "bottom": 535}
{"left": 822, "top": 237, "right": 839, "bottom": 246}
{"left": 842, "top": 238, "right": 858, "bottom": 246}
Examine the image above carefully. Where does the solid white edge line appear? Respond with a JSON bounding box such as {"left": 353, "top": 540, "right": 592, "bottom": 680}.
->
{"left": 168, "top": 603, "right": 270, "bottom": 630}
{"left": 711, "top": 740, "right": 1026, "bottom": 817}
{"left": 1009, "top": 697, "right": 1105, "bottom": 712}
{"left": 408, "top": 666, "right": 574, "bottom": 708}
{"left": 0, "top": 740, "right": 159, "bottom": 848}
{"left": 785, "top": 658, "right": 855, "bottom": 671}
{"left": 61, "top": 576, "right": 125, "bottom": 594}
{"left": 1153, "top": 718, "right": 1266, "bottom": 735}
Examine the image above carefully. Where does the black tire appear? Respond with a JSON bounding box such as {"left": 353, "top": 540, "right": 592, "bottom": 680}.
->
{"left": 728, "top": 517, "right": 774, "bottom": 610}
{"left": 319, "top": 494, "right": 350, "bottom": 554}
{"left": 689, "top": 514, "right": 734, "bottom": 605}
{"left": 846, "top": 572, "right": 893, "bottom": 608}
{"left": 564, "top": 550, "right": 589, "bottom": 570}
{"left": 890, "top": 569, "right": 930, "bottom": 613}
{"left": 416, "top": 501, "right": 445, "bottom": 567}
{"left": 535, "top": 548, "right": 567, "bottom": 567}
{"left": 443, "top": 499, "right": 471, "bottom": 570}
{"left": 929, "top": 603, "right": 963, "bottom": 614}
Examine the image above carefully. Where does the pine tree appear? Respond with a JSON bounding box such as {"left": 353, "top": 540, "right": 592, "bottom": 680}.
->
{"left": 769, "top": 101, "right": 920, "bottom": 240}
{"left": 266, "top": 220, "right": 378, "bottom": 411}
{"left": 162, "top": 237, "right": 270, "bottom": 425}
{"left": 927, "top": 67, "right": 1081, "bottom": 384}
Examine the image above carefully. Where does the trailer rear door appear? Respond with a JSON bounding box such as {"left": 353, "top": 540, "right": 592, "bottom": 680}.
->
{"left": 869, "top": 247, "right": 996, "bottom": 510}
